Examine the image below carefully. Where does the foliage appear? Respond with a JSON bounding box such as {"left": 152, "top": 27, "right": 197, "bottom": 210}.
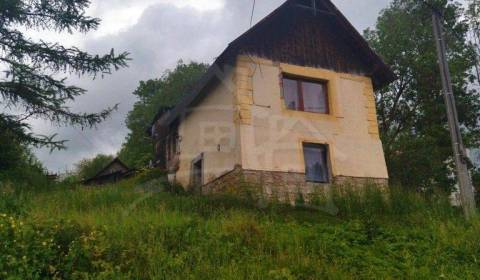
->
{"left": 0, "top": 179, "right": 479, "bottom": 279}
{"left": 364, "top": 0, "right": 480, "bottom": 191}
{"left": 0, "top": 215, "right": 127, "bottom": 279}
{"left": 0, "top": 0, "right": 129, "bottom": 149}
{"left": 134, "top": 168, "right": 167, "bottom": 185}
{"left": 118, "top": 61, "right": 209, "bottom": 168}
{"left": 472, "top": 169, "right": 480, "bottom": 204}
{"left": 0, "top": 129, "right": 49, "bottom": 189}
{"left": 466, "top": 0, "right": 480, "bottom": 83}
{"left": 75, "top": 154, "right": 114, "bottom": 181}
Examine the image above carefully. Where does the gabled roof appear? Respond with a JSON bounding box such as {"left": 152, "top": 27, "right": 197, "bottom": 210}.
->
{"left": 152, "top": 0, "right": 395, "bottom": 129}
{"left": 83, "top": 157, "right": 132, "bottom": 184}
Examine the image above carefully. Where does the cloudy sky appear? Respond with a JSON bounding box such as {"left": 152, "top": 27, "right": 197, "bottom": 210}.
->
{"left": 30, "top": 0, "right": 391, "bottom": 173}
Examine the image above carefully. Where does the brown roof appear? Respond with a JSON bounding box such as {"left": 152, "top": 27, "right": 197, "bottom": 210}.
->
{"left": 152, "top": 0, "right": 395, "bottom": 129}
{"left": 83, "top": 157, "right": 132, "bottom": 184}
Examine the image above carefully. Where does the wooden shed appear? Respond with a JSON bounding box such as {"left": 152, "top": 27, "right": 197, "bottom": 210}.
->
{"left": 83, "top": 158, "right": 135, "bottom": 185}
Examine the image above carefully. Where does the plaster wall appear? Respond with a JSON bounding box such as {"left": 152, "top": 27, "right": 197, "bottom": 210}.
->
{"left": 175, "top": 69, "right": 240, "bottom": 186}
{"left": 236, "top": 55, "right": 388, "bottom": 179}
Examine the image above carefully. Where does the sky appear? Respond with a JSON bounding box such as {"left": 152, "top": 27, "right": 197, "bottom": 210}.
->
{"left": 29, "top": 0, "right": 392, "bottom": 173}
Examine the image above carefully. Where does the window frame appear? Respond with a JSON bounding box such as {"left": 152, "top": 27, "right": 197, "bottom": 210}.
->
{"left": 165, "top": 121, "right": 180, "bottom": 163}
{"left": 302, "top": 142, "right": 331, "bottom": 183}
{"left": 281, "top": 74, "right": 330, "bottom": 114}
{"left": 191, "top": 153, "right": 204, "bottom": 187}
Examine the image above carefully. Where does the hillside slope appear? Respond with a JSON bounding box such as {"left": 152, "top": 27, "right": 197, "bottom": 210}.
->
{"left": 0, "top": 178, "right": 479, "bottom": 279}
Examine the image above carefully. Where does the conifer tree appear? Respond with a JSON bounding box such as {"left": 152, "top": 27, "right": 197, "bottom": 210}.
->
{"left": 0, "top": 0, "right": 129, "bottom": 149}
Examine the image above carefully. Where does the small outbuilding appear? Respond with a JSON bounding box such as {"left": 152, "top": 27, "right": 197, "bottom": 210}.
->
{"left": 83, "top": 158, "right": 135, "bottom": 185}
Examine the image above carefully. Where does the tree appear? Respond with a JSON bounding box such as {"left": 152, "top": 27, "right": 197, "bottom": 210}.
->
{"left": 364, "top": 0, "right": 480, "bottom": 191}
{"left": 0, "top": 130, "right": 47, "bottom": 187}
{"left": 0, "top": 0, "right": 129, "bottom": 149}
{"left": 118, "top": 61, "right": 209, "bottom": 168}
{"left": 75, "top": 154, "right": 114, "bottom": 180}
{"left": 466, "top": 0, "right": 480, "bottom": 85}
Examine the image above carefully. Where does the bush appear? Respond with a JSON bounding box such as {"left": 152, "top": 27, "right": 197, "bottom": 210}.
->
{"left": 134, "top": 168, "right": 167, "bottom": 185}
{"left": 0, "top": 215, "right": 128, "bottom": 279}
{"left": 0, "top": 181, "right": 478, "bottom": 278}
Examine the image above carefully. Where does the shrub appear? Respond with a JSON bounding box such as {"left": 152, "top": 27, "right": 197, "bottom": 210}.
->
{"left": 0, "top": 215, "right": 128, "bottom": 279}
{"left": 134, "top": 168, "right": 167, "bottom": 185}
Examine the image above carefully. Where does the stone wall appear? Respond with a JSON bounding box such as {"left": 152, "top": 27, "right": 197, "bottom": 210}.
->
{"left": 202, "top": 166, "right": 388, "bottom": 203}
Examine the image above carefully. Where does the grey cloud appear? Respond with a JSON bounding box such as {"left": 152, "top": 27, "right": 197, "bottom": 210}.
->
{"left": 32, "top": 0, "right": 389, "bottom": 172}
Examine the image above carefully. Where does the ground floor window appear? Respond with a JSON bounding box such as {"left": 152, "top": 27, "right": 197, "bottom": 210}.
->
{"left": 302, "top": 143, "right": 329, "bottom": 183}
{"left": 191, "top": 154, "right": 204, "bottom": 187}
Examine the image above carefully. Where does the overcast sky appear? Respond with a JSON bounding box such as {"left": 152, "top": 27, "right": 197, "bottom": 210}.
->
{"left": 30, "top": 0, "right": 391, "bottom": 173}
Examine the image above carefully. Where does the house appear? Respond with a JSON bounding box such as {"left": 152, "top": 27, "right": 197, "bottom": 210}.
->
{"left": 149, "top": 0, "right": 395, "bottom": 197}
{"left": 83, "top": 158, "right": 135, "bottom": 185}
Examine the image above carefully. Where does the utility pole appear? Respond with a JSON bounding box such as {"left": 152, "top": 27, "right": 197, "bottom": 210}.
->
{"left": 432, "top": 11, "right": 477, "bottom": 219}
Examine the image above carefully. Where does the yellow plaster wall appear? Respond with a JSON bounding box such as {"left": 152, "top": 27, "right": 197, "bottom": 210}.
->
{"left": 237, "top": 55, "right": 389, "bottom": 179}
{"left": 175, "top": 69, "right": 241, "bottom": 187}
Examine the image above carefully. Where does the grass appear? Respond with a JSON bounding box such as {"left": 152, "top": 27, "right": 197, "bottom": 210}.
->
{"left": 0, "top": 176, "right": 479, "bottom": 279}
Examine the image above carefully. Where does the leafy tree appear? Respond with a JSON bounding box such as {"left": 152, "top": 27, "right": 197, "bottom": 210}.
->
{"left": 118, "top": 61, "right": 209, "bottom": 168}
{"left": 0, "top": 131, "right": 24, "bottom": 171}
{"left": 466, "top": 0, "right": 480, "bottom": 84}
{"left": 0, "top": 0, "right": 129, "bottom": 149}
{"left": 364, "top": 0, "right": 480, "bottom": 191}
{"left": 0, "top": 130, "right": 47, "bottom": 187}
{"left": 75, "top": 154, "right": 114, "bottom": 180}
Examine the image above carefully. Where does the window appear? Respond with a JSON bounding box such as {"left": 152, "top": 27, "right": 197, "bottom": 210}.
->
{"left": 282, "top": 76, "right": 329, "bottom": 114}
{"left": 303, "top": 143, "right": 329, "bottom": 183}
{"left": 191, "top": 154, "right": 203, "bottom": 187}
{"left": 166, "top": 133, "right": 178, "bottom": 162}
{"left": 166, "top": 123, "right": 179, "bottom": 162}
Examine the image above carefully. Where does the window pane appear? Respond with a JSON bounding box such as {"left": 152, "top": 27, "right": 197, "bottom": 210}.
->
{"left": 282, "top": 78, "right": 300, "bottom": 110}
{"left": 303, "top": 144, "right": 329, "bottom": 183}
{"left": 302, "top": 81, "right": 328, "bottom": 113}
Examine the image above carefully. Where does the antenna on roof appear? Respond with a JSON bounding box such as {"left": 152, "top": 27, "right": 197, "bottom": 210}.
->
{"left": 250, "top": 0, "right": 256, "bottom": 27}
{"left": 294, "top": 0, "right": 335, "bottom": 16}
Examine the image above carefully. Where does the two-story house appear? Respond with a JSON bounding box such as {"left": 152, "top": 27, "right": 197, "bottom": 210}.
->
{"left": 149, "top": 0, "right": 396, "bottom": 198}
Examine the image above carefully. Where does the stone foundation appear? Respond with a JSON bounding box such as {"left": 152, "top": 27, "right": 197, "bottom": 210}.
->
{"left": 202, "top": 166, "right": 388, "bottom": 202}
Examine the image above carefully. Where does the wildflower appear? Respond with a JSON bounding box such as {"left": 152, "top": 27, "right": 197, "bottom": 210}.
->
{"left": 42, "top": 241, "right": 47, "bottom": 246}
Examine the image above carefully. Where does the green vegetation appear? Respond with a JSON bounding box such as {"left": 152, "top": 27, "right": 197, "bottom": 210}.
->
{"left": 0, "top": 130, "right": 49, "bottom": 189}
{"left": 0, "top": 0, "right": 128, "bottom": 149}
{"left": 365, "top": 0, "right": 480, "bottom": 192}
{"left": 118, "top": 61, "right": 209, "bottom": 168}
{"left": 1, "top": 176, "right": 478, "bottom": 279}
{"left": 75, "top": 154, "right": 115, "bottom": 181}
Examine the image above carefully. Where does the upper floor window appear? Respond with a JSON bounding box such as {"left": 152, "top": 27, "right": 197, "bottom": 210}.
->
{"left": 282, "top": 75, "right": 329, "bottom": 114}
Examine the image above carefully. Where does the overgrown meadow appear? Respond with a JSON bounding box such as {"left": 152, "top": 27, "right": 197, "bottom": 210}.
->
{"left": 0, "top": 172, "right": 479, "bottom": 279}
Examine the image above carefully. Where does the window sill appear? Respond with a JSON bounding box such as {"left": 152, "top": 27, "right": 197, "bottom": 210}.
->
{"left": 306, "top": 179, "right": 329, "bottom": 184}
{"left": 282, "top": 108, "right": 336, "bottom": 121}
{"left": 285, "top": 108, "right": 329, "bottom": 115}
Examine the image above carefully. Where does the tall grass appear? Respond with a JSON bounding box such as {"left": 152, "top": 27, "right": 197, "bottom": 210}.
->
{"left": 0, "top": 177, "right": 478, "bottom": 279}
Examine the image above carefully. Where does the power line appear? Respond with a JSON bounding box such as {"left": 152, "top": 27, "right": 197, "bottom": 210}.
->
{"left": 250, "top": 0, "right": 256, "bottom": 27}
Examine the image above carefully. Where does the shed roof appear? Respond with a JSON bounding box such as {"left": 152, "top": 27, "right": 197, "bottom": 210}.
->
{"left": 152, "top": 0, "right": 395, "bottom": 129}
{"left": 83, "top": 157, "right": 132, "bottom": 184}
